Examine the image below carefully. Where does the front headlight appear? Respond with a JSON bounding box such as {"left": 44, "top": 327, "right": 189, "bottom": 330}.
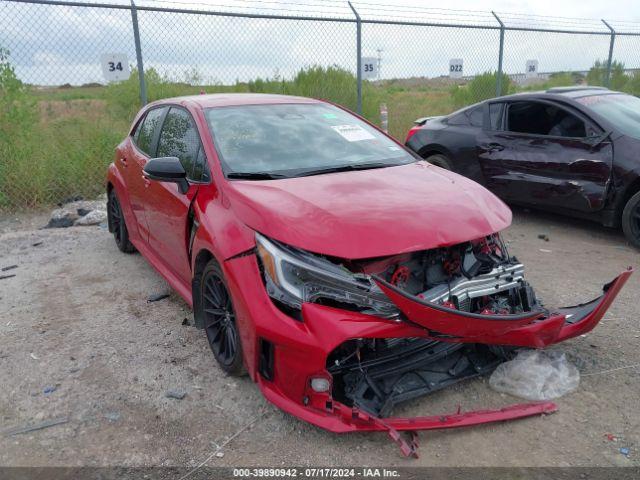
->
{"left": 255, "top": 233, "right": 398, "bottom": 318}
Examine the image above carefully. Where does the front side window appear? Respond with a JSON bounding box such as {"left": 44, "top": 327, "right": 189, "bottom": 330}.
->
{"left": 135, "top": 107, "right": 166, "bottom": 156}
{"left": 205, "top": 103, "right": 415, "bottom": 179}
{"left": 576, "top": 93, "right": 640, "bottom": 140}
{"left": 507, "top": 101, "right": 586, "bottom": 138}
{"left": 157, "top": 107, "right": 201, "bottom": 179}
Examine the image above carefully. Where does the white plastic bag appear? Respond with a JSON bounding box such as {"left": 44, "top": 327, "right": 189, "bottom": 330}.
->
{"left": 489, "top": 349, "right": 579, "bottom": 400}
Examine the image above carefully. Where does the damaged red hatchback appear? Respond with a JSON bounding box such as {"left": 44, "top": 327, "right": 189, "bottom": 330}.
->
{"left": 106, "top": 94, "right": 631, "bottom": 457}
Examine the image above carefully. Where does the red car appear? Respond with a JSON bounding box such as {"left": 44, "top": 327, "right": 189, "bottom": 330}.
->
{"left": 106, "top": 94, "right": 631, "bottom": 457}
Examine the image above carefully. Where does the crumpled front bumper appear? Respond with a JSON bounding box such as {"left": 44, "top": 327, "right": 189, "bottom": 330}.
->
{"left": 374, "top": 267, "right": 633, "bottom": 348}
{"left": 223, "top": 254, "right": 631, "bottom": 457}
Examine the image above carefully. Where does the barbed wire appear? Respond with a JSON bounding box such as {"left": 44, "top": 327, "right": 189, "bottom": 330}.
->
{"left": 27, "top": 0, "right": 640, "bottom": 31}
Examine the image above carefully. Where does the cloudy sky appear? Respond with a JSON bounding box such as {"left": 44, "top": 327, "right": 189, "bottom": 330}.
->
{"left": 1, "top": 0, "right": 640, "bottom": 86}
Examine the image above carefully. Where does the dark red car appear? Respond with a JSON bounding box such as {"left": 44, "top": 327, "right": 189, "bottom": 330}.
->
{"left": 405, "top": 87, "right": 640, "bottom": 247}
{"left": 106, "top": 94, "right": 630, "bottom": 457}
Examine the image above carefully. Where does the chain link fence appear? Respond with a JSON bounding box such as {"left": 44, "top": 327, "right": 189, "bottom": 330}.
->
{"left": 1, "top": 0, "right": 640, "bottom": 210}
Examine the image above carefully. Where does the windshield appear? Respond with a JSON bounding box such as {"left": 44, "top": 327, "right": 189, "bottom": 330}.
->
{"left": 575, "top": 93, "right": 640, "bottom": 139}
{"left": 205, "top": 103, "right": 415, "bottom": 179}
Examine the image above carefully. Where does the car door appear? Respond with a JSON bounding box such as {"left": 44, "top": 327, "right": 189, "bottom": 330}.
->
{"left": 477, "top": 99, "right": 613, "bottom": 212}
{"left": 125, "top": 106, "right": 168, "bottom": 242}
{"left": 144, "top": 106, "right": 209, "bottom": 285}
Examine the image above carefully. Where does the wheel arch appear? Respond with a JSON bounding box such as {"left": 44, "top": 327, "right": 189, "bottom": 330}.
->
{"left": 417, "top": 144, "right": 454, "bottom": 162}
{"left": 614, "top": 176, "right": 640, "bottom": 226}
{"left": 192, "top": 248, "right": 216, "bottom": 329}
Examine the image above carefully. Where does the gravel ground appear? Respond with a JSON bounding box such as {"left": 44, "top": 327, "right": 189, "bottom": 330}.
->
{"left": 0, "top": 208, "right": 638, "bottom": 468}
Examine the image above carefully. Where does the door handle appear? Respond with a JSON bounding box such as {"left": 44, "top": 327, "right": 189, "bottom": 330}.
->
{"left": 119, "top": 157, "right": 128, "bottom": 167}
{"left": 143, "top": 176, "right": 151, "bottom": 188}
{"left": 484, "top": 143, "right": 504, "bottom": 152}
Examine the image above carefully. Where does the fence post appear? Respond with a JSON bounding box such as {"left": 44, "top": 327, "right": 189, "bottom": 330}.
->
{"left": 348, "top": 1, "right": 362, "bottom": 115}
{"left": 492, "top": 11, "right": 505, "bottom": 97}
{"left": 602, "top": 19, "right": 615, "bottom": 88}
{"left": 130, "top": 0, "right": 147, "bottom": 105}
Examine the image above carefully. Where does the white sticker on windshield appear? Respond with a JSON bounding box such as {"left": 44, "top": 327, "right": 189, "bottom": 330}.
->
{"left": 331, "top": 124, "right": 376, "bottom": 142}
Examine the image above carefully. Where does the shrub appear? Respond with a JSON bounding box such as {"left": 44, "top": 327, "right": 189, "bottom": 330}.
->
{"left": 450, "top": 71, "right": 511, "bottom": 108}
{"left": 587, "top": 59, "right": 628, "bottom": 90}
{"left": 0, "top": 47, "right": 38, "bottom": 208}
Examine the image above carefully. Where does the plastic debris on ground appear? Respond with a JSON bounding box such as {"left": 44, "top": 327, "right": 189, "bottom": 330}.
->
{"left": 489, "top": 349, "right": 580, "bottom": 401}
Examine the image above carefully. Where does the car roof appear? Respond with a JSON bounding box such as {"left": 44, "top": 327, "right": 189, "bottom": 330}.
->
{"left": 487, "top": 87, "right": 621, "bottom": 103}
{"left": 150, "top": 93, "right": 323, "bottom": 109}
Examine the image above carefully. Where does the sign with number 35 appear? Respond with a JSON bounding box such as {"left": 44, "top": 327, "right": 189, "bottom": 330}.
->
{"left": 361, "top": 57, "right": 378, "bottom": 80}
{"left": 100, "top": 53, "right": 130, "bottom": 82}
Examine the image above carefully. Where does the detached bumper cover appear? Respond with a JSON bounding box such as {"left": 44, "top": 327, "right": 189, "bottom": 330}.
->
{"left": 375, "top": 267, "right": 633, "bottom": 348}
{"left": 260, "top": 377, "right": 557, "bottom": 458}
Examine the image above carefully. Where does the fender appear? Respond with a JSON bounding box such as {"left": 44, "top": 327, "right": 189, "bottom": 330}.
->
{"left": 190, "top": 188, "right": 256, "bottom": 268}
{"left": 106, "top": 162, "right": 142, "bottom": 244}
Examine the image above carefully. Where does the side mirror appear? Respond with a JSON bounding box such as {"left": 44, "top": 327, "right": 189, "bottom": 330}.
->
{"left": 143, "top": 157, "right": 189, "bottom": 194}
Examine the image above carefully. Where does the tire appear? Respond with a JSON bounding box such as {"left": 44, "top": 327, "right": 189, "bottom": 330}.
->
{"left": 621, "top": 190, "right": 640, "bottom": 249}
{"left": 199, "top": 259, "right": 245, "bottom": 376}
{"left": 107, "top": 190, "right": 135, "bottom": 253}
{"left": 425, "top": 153, "right": 452, "bottom": 170}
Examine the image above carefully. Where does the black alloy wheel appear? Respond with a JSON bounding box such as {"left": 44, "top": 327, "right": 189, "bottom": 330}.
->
{"left": 201, "top": 260, "right": 245, "bottom": 375}
{"left": 622, "top": 190, "right": 640, "bottom": 249}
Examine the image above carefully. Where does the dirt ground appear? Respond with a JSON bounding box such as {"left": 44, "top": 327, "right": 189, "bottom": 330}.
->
{"left": 0, "top": 207, "right": 639, "bottom": 468}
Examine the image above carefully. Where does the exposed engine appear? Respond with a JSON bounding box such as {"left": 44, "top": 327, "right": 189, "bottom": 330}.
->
{"left": 350, "top": 233, "right": 539, "bottom": 316}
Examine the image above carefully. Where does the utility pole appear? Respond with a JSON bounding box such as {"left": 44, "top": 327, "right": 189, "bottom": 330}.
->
{"left": 376, "top": 48, "right": 383, "bottom": 81}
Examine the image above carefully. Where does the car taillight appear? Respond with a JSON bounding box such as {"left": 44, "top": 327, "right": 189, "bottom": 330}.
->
{"left": 405, "top": 126, "right": 421, "bottom": 143}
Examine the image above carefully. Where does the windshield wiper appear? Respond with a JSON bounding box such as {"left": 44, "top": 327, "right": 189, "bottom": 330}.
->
{"left": 227, "top": 171, "right": 289, "bottom": 180}
{"left": 295, "top": 162, "right": 393, "bottom": 177}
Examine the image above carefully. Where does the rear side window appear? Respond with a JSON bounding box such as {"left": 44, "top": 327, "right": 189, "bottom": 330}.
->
{"left": 507, "top": 101, "right": 586, "bottom": 138}
{"left": 157, "top": 107, "right": 201, "bottom": 179}
{"left": 467, "top": 107, "right": 483, "bottom": 127}
{"left": 448, "top": 106, "right": 483, "bottom": 127}
{"left": 447, "top": 111, "right": 469, "bottom": 126}
{"left": 135, "top": 108, "right": 166, "bottom": 156}
{"left": 489, "top": 103, "right": 504, "bottom": 130}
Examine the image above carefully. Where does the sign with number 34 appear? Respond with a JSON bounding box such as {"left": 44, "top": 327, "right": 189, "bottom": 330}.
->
{"left": 100, "top": 53, "right": 130, "bottom": 82}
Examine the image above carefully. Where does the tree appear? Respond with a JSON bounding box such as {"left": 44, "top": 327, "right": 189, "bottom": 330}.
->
{"left": 587, "top": 59, "right": 628, "bottom": 90}
{"left": 0, "top": 47, "right": 35, "bottom": 136}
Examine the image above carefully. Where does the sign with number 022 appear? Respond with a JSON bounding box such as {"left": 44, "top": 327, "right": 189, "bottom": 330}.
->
{"left": 449, "top": 59, "right": 463, "bottom": 79}
{"left": 100, "top": 53, "right": 130, "bottom": 82}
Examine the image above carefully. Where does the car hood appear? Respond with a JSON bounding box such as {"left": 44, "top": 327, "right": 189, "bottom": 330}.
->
{"left": 224, "top": 161, "right": 512, "bottom": 259}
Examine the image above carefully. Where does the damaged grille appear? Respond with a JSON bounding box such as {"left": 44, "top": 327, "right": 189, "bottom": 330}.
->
{"left": 328, "top": 338, "right": 511, "bottom": 417}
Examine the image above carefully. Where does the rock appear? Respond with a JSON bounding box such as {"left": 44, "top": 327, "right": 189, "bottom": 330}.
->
{"left": 77, "top": 208, "right": 92, "bottom": 217}
{"left": 46, "top": 199, "right": 105, "bottom": 228}
{"left": 74, "top": 210, "right": 107, "bottom": 226}
{"left": 46, "top": 208, "right": 79, "bottom": 228}
{"left": 215, "top": 451, "right": 224, "bottom": 458}
{"left": 165, "top": 389, "right": 187, "bottom": 400}
{"left": 104, "top": 411, "right": 121, "bottom": 422}
{"left": 43, "top": 386, "right": 56, "bottom": 395}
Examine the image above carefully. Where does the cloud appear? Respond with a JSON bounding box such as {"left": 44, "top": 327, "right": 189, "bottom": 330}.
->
{"left": 1, "top": 0, "right": 639, "bottom": 86}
